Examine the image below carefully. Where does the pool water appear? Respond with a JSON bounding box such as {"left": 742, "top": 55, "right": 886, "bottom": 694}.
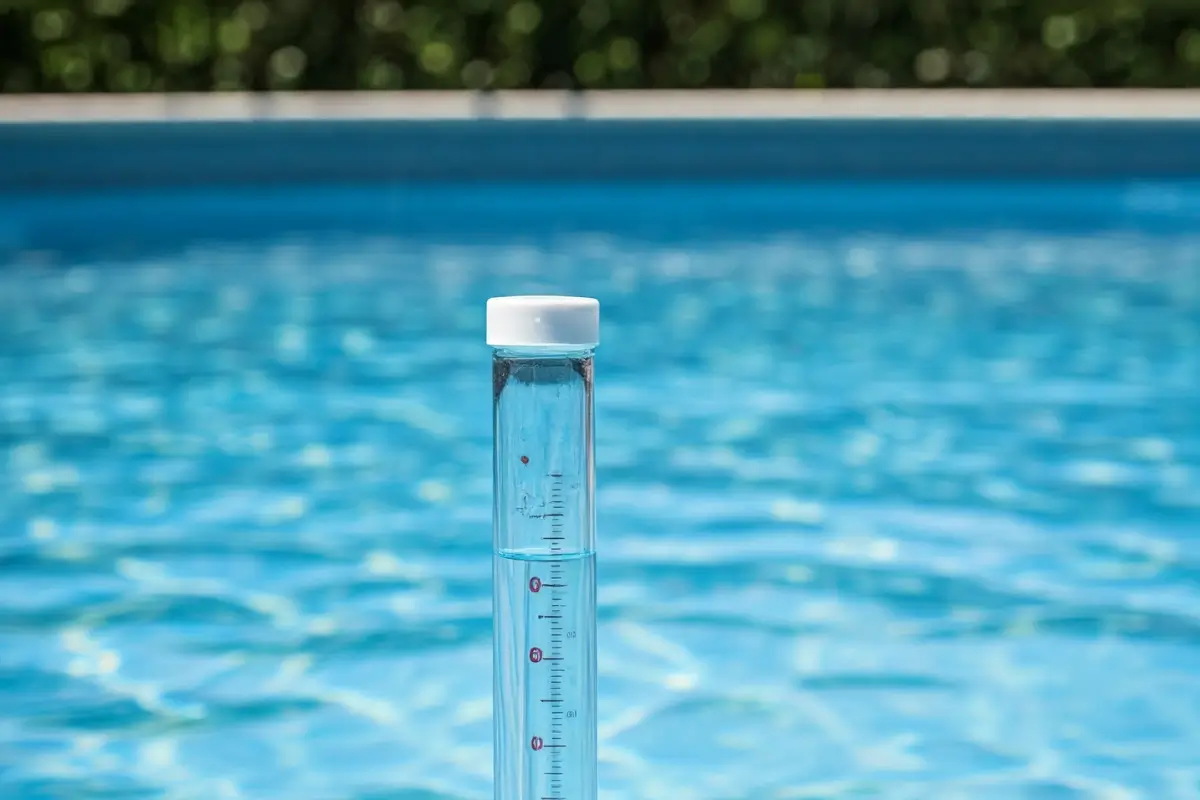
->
{"left": 2, "top": 182, "right": 1199, "bottom": 799}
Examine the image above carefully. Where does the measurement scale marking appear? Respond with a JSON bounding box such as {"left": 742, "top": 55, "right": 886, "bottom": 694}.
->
{"left": 532, "top": 473, "right": 570, "bottom": 797}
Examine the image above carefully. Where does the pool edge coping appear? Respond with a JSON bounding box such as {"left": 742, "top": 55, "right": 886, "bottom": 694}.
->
{"left": 4, "top": 89, "right": 1200, "bottom": 123}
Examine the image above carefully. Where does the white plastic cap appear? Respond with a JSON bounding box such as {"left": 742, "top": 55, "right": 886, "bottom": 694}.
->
{"left": 487, "top": 295, "right": 599, "bottom": 348}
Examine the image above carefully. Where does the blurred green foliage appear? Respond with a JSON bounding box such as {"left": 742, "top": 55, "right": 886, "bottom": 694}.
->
{"left": 2, "top": 0, "right": 1199, "bottom": 92}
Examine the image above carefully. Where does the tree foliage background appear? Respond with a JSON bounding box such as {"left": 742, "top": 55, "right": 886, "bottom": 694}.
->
{"left": 2, "top": 0, "right": 1199, "bottom": 93}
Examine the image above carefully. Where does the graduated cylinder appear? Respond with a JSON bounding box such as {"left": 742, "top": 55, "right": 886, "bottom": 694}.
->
{"left": 489, "top": 296, "right": 599, "bottom": 800}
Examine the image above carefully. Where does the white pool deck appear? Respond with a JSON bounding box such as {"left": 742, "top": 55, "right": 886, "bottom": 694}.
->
{"left": 2, "top": 89, "right": 1200, "bottom": 123}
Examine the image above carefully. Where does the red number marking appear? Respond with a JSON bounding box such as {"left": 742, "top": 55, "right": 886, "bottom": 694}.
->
{"left": 529, "top": 577, "right": 542, "bottom": 593}
{"left": 530, "top": 736, "right": 543, "bottom": 751}
{"left": 529, "top": 647, "right": 543, "bottom": 663}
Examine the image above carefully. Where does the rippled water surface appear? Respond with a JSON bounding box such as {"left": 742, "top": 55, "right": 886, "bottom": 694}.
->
{"left": 2, "top": 183, "right": 1200, "bottom": 799}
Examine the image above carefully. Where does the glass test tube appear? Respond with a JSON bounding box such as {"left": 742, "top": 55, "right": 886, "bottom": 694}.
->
{"left": 489, "top": 296, "right": 599, "bottom": 800}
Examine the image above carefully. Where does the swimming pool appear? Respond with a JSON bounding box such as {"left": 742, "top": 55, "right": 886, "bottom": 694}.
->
{"left": 2, "top": 109, "right": 1200, "bottom": 798}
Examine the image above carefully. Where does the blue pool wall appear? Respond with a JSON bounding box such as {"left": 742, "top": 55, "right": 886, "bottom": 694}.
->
{"left": 4, "top": 118, "right": 1200, "bottom": 190}
{"left": 5, "top": 114, "right": 1200, "bottom": 254}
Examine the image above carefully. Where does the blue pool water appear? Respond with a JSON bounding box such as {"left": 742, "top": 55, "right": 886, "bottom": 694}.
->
{"left": 2, "top": 182, "right": 1200, "bottom": 799}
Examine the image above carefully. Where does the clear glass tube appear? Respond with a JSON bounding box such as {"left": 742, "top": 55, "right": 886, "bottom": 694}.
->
{"left": 493, "top": 346, "right": 596, "bottom": 800}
